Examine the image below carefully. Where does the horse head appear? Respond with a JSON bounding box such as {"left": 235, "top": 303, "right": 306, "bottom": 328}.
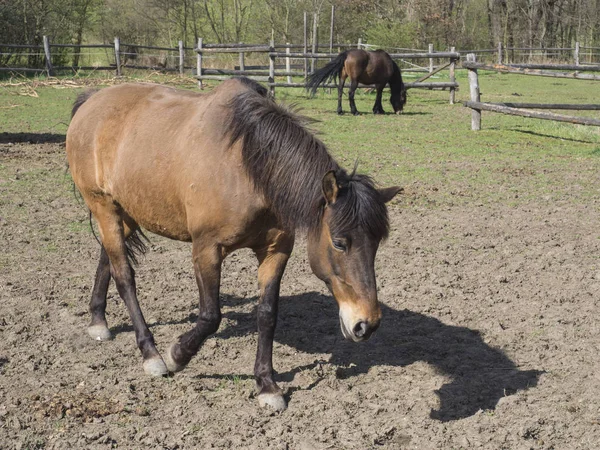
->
{"left": 391, "top": 85, "right": 407, "bottom": 114}
{"left": 390, "top": 59, "right": 407, "bottom": 114}
{"left": 307, "top": 170, "right": 402, "bottom": 342}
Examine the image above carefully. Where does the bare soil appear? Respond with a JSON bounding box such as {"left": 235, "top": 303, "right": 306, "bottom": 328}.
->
{"left": 1, "top": 141, "right": 599, "bottom": 449}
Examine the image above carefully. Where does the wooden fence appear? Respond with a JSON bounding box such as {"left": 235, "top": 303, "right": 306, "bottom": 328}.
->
{"left": 459, "top": 42, "right": 600, "bottom": 65}
{"left": 0, "top": 37, "right": 195, "bottom": 76}
{"left": 3, "top": 36, "right": 599, "bottom": 77}
{"left": 0, "top": 36, "right": 355, "bottom": 78}
{"left": 196, "top": 40, "right": 461, "bottom": 103}
{"left": 462, "top": 53, "right": 600, "bottom": 130}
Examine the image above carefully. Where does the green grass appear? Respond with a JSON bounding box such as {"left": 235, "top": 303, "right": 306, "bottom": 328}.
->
{"left": 0, "top": 83, "right": 75, "bottom": 134}
{"left": 2, "top": 71, "right": 600, "bottom": 208}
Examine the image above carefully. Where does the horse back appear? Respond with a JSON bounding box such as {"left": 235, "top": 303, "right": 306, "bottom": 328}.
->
{"left": 66, "top": 80, "right": 269, "bottom": 244}
{"left": 343, "top": 49, "right": 394, "bottom": 85}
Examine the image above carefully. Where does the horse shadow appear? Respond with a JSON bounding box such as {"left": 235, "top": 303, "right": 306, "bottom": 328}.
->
{"left": 513, "top": 129, "right": 597, "bottom": 144}
{"left": 0, "top": 132, "right": 66, "bottom": 144}
{"left": 327, "top": 110, "right": 431, "bottom": 117}
{"left": 214, "top": 292, "right": 541, "bottom": 422}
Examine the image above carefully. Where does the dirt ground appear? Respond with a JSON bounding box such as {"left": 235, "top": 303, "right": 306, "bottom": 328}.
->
{"left": 1, "top": 139, "right": 600, "bottom": 449}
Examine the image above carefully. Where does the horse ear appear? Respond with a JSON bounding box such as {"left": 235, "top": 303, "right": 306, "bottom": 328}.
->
{"left": 378, "top": 186, "right": 403, "bottom": 203}
{"left": 322, "top": 171, "right": 339, "bottom": 205}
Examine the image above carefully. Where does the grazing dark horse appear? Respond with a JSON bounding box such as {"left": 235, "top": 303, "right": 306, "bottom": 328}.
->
{"left": 66, "top": 78, "right": 401, "bottom": 411}
{"left": 306, "top": 49, "right": 407, "bottom": 115}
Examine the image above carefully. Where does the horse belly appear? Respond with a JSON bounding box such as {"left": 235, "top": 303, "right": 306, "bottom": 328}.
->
{"left": 109, "top": 148, "right": 265, "bottom": 246}
{"left": 111, "top": 175, "right": 192, "bottom": 241}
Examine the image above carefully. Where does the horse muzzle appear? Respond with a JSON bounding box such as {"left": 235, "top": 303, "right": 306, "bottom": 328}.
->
{"left": 339, "top": 315, "right": 380, "bottom": 342}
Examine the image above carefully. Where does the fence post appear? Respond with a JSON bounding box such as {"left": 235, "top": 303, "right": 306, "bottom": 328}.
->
{"left": 197, "top": 38, "right": 203, "bottom": 88}
{"left": 329, "top": 5, "right": 335, "bottom": 94}
{"left": 311, "top": 13, "right": 318, "bottom": 74}
{"left": 42, "top": 35, "right": 54, "bottom": 76}
{"left": 449, "top": 46, "right": 456, "bottom": 105}
{"left": 497, "top": 42, "right": 503, "bottom": 65}
{"left": 575, "top": 41, "right": 580, "bottom": 66}
{"left": 239, "top": 43, "right": 245, "bottom": 72}
{"left": 467, "top": 53, "right": 481, "bottom": 131}
{"left": 286, "top": 44, "right": 292, "bottom": 84}
{"left": 114, "top": 37, "right": 121, "bottom": 76}
{"left": 269, "top": 39, "right": 275, "bottom": 97}
{"left": 303, "top": 12, "right": 308, "bottom": 79}
{"left": 178, "top": 40, "right": 184, "bottom": 75}
{"left": 329, "top": 5, "right": 334, "bottom": 54}
{"left": 428, "top": 43, "right": 434, "bottom": 72}
{"left": 358, "top": 38, "right": 362, "bottom": 49}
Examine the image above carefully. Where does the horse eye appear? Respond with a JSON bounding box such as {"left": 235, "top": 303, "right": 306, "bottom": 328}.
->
{"left": 332, "top": 239, "right": 347, "bottom": 252}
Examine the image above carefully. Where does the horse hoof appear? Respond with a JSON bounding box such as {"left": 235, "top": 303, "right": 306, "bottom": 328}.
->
{"left": 337, "top": 110, "right": 343, "bottom": 115}
{"left": 257, "top": 393, "right": 287, "bottom": 412}
{"left": 352, "top": 111, "right": 361, "bottom": 116}
{"left": 143, "top": 357, "right": 168, "bottom": 376}
{"left": 164, "top": 343, "right": 185, "bottom": 373}
{"left": 87, "top": 324, "right": 112, "bottom": 341}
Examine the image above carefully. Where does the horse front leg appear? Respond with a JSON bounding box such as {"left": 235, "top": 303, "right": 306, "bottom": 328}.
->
{"left": 337, "top": 75, "right": 346, "bottom": 115}
{"left": 253, "top": 230, "right": 294, "bottom": 411}
{"left": 166, "top": 241, "right": 222, "bottom": 372}
{"left": 349, "top": 79, "right": 360, "bottom": 115}
{"left": 373, "top": 85, "right": 385, "bottom": 114}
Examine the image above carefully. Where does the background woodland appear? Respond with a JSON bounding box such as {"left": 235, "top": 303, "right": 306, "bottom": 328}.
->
{"left": 2, "top": 0, "right": 599, "bottom": 52}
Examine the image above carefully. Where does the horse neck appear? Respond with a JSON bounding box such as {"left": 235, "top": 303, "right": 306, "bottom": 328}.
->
{"left": 389, "top": 63, "right": 404, "bottom": 93}
{"left": 227, "top": 88, "right": 341, "bottom": 233}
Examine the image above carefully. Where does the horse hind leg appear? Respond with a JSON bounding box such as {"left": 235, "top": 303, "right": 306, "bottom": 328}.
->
{"left": 87, "top": 218, "right": 147, "bottom": 342}
{"left": 89, "top": 198, "right": 167, "bottom": 376}
{"left": 87, "top": 246, "right": 112, "bottom": 341}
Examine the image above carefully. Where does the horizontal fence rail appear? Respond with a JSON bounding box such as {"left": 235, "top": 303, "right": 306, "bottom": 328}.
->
{"left": 464, "top": 101, "right": 600, "bottom": 127}
{"left": 462, "top": 62, "right": 600, "bottom": 80}
{"left": 487, "top": 103, "right": 600, "bottom": 110}
{"left": 463, "top": 53, "right": 600, "bottom": 130}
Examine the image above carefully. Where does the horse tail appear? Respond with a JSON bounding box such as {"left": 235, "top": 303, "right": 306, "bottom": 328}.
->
{"left": 71, "top": 89, "right": 98, "bottom": 118}
{"left": 125, "top": 228, "right": 150, "bottom": 266}
{"left": 306, "top": 51, "right": 348, "bottom": 97}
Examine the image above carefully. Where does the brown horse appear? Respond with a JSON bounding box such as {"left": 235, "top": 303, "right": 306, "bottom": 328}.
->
{"left": 66, "top": 78, "right": 401, "bottom": 411}
{"left": 306, "top": 49, "right": 407, "bottom": 115}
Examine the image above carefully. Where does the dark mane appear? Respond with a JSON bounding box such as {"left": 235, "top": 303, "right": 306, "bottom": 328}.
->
{"left": 390, "top": 59, "right": 405, "bottom": 92}
{"left": 389, "top": 59, "right": 407, "bottom": 109}
{"left": 328, "top": 170, "right": 390, "bottom": 240}
{"left": 225, "top": 83, "right": 389, "bottom": 239}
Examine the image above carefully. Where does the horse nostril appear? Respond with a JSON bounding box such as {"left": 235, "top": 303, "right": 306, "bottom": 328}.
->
{"left": 353, "top": 321, "right": 368, "bottom": 338}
